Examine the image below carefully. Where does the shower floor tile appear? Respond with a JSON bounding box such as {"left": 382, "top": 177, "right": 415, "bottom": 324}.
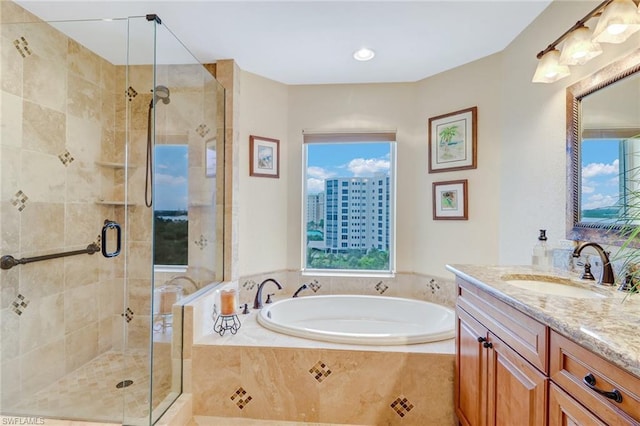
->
{"left": 8, "top": 349, "right": 170, "bottom": 424}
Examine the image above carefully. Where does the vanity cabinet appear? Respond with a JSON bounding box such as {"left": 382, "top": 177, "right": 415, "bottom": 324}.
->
{"left": 456, "top": 279, "right": 548, "bottom": 426}
{"left": 550, "top": 331, "right": 640, "bottom": 425}
{"left": 455, "top": 276, "right": 640, "bottom": 426}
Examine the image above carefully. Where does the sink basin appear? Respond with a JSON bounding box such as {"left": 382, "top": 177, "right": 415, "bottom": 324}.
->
{"left": 500, "top": 274, "right": 607, "bottom": 299}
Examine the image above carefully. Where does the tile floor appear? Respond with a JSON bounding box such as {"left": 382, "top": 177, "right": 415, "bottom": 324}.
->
{"left": 5, "top": 350, "right": 170, "bottom": 424}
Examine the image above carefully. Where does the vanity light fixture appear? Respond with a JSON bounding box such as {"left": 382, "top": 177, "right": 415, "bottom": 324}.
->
{"left": 533, "top": 0, "right": 640, "bottom": 83}
{"left": 532, "top": 49, "right": 571, "bottom": 83}
{"left": 559, "top": 25, "right": 603, "bottom": 65}
{"left": 353, "top": 47, "right": 375, "bottom": 61}
{"left": 592, "top": 0, "right": 640, "bottom": 43}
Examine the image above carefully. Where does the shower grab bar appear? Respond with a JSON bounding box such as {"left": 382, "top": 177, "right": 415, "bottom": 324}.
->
{"left": 0, "top": 243, "right": 100, "bottom": 270}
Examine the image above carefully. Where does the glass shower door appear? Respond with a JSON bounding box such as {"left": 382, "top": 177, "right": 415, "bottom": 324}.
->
{"left": 0, "top": 11, "right": 135, "bottom": 423}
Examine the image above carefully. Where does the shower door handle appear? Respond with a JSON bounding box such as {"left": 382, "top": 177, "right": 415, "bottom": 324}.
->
{"left": 102, "top": 220, "right": 121, "bottom": 258}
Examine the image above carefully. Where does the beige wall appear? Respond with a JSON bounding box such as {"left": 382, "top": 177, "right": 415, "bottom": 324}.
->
{"left": 238, "top": 70, "right": 289, "bottom": 276}
{"left": 237, "top": 0, "right": 640, "bottom": 279}
{"left": 499, "top": 0, "right": 640, "bottom": 264}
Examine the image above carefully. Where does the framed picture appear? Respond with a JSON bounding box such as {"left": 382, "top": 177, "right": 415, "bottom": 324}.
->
{"left": 428, "top": 106, "right": 477, "bottom": 173}
{"left": 433, "top": 179, "right": 468, "bottom": 220}
{"left": 205, "top": 138, "right": 217, "bottom": 178}
{"left": 249, "top": 135, "right": 280, "bottom": 178}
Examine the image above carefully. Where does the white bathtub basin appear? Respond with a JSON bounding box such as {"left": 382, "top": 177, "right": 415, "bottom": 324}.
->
{"left": 257, "top": 295, "right": 455, "bottom": 345}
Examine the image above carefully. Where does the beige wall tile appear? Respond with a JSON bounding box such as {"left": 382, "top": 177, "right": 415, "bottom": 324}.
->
{"left": 20, "top": 153, "right": 66, "bottom": 204}
{"left": 0, "top": 146, "right": 21, "bottom": 202}
{"left": 64, "top": 203, "right": 102, "bottom": 247}
{"left": 19, "top": 292, "right": 64, "bottom": 353}
{"left": 63, "top": 253, "right": 102, "bottom": 292}
{"left": 1, "top": 356, "right": 21, "bottom": 407}
{"left": 401, "top": 353, "right": 455, "bottom": 425}
{"left": 66, "top": 114, "right": 101, "bottom": 166}
{"left": 20, "top": 338, "right": 65, "bottom": 396}
{"left": 1, "top": 23, "right": 24, "bottom": 97}
{"left": 64, "top": 282, "right": 99, "bottom": 335}
{"left": 19, "top": 202, "right": 64, "bottom": 252}
{"left": 0, "top": 200, "right": 20, "bottom": 254}
{"left": 1, "top": 92, "right": 22, "bottom": 148}
{"left": 68, "top": 38, "right": 101, "bottom": 85}
{"left": 191, "top": 345, "right": 241, "bottom": 416}
{"left": 23, "top": 54, "right": 66, "bottom": 112}
{"left": 22, "top": 100, "right": 66, "bottom": 155}
{"left": 65, "top": 322, "right": 99, "bottom": 372}
{"left": 98, "top": 316, "right": 114, "bottom": 352}
{"left": 0, "top": 308, "right": 20, "bottom": 361}
{"left": 20, "top": 256, "right": 64, "bottom": 298}
{"left": 67, "top": 75, "right": 101, "bottom": 122}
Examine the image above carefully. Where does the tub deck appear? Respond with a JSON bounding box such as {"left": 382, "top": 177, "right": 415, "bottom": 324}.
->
{"left": 196, "top": 310, "right": 454, "bottom": 354}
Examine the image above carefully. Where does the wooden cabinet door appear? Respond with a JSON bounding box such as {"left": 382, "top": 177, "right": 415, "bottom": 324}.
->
{"left": 487, "top": 333, "right": 547, "bottom": 426}
{"left": 456, "top": 307, "right": 488, "bottom": 426}
{"left": 549, "top": 382, "right": 606, "bottom": 426}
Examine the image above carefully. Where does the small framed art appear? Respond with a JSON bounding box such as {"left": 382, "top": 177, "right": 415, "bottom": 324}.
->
{"left": 433, "top": 179, "right": 468, "bottom": 220}
{"left": 249, "top": 135, "right": 280, "bottom": 178}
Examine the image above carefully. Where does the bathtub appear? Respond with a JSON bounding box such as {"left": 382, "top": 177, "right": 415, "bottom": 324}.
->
{"left": 257, "top": 294, "right": 455, "bottom": 345}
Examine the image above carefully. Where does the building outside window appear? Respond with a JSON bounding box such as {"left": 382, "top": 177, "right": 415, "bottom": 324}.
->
{"left": 303, "top": 133, "right": 396, "bottom": 274}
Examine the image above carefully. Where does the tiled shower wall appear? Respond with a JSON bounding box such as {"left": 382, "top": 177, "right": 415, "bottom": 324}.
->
{"left": 1, "top": 2, "right": 124, "bottom": 407}
{"left": 1, "top": 1, "right": 225, "bottom": 411}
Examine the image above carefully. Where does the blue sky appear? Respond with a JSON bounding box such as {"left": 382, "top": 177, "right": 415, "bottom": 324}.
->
{"left": 155, "top": 145, "right": 188, "bottom": 211}
{"left": 581, "top": 139, "right": 620, "bottom": 210}
{"left": 306, "top": 142, "right": 391, "bottom": 194}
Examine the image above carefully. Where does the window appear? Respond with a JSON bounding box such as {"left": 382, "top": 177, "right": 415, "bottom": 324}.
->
{"left": 303, "top": 132, "right": 396, "bottom": 274}
{"left": 153, "top": 145, "right": 189, "bottom": 266}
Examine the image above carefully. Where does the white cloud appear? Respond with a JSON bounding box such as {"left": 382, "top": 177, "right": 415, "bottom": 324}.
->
{"left": 347, "top": 158, "right": 390, "bottom": 177}
{"left": 582, "top": 159, "right": 619, "bottom": 178}
{"left": 307, "top": 178, "right": 326, "bottom": 194}
{"left": 584, "top": 193, "right": 618, "bottom": 210}
{"left": 307, "top": 166, "right": 335, "bottom": 180}
{"left": 155, "top": 173, "right": 187, "bottom": 186}
{"left": 582, "top": 184, "right": 595, "bottom": 194}
{"left": 157, "top": 164, "right": 169, "bottom": 170}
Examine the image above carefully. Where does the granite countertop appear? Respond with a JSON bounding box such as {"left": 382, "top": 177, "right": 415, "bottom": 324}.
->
{"left": 446, "top": 264, "right": 640, "bottom": 379}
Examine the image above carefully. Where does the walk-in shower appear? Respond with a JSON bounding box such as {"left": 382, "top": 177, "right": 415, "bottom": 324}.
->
{"left": 0, "top": 3, "right": 225, "bottom": 424}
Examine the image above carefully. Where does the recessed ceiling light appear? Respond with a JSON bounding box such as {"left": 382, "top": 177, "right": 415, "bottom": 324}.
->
{"left": 353, "top": 48, "right": 375, "bottom": 61}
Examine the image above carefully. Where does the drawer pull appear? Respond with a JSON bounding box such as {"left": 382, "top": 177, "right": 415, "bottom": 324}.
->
{"left": 583, "top": 373, "right": 623, "bottom": 403}
{"left": 483, "top": 341, "right": 493, "bottom": 349}
{"left": 477, "top": 337, "right": 487, "bottom": 343}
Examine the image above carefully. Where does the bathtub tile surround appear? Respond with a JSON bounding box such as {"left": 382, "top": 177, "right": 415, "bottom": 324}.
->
{"left": 191, "top": 343, "right": 454, "bottom": 424}
{"left": 237, "top": 270, "right": 457, "bottom": 309}
{"left": 181, "top": 285, "right": 456, "bottom": 425}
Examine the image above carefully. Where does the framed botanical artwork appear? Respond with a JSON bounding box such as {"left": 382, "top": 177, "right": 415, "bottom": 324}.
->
{"left": 249, "top": 135, "right": 280, "bottom": 178}
{"left": 433, "top": 179, "right": 468, "bottom": 220}
{"left": 428, "top": 106, "right": 477, "bottom": 173}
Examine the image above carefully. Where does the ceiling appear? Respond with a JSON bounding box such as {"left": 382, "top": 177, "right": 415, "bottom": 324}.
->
{"left": 14, "top": 1, "right": 552, "bottom": 85}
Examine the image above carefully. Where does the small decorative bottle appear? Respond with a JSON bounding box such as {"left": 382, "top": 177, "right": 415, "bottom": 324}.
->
{"left": 532, "top": 229, "right": 550, "bottom": 271}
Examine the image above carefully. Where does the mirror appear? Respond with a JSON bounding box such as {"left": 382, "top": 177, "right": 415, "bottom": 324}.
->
{"left": 567, "top": 47, "right": 640, "bottom": 245}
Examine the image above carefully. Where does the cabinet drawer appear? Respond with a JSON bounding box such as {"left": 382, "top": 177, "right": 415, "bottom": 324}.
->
{"left": 551, "top": 331, "right": 640, "bottom": 425}
{"left": 457, "top": 278, "right": 548, "bottom": 373}
{"left": 549, "top": 382, "right": 606, "bottom": 426}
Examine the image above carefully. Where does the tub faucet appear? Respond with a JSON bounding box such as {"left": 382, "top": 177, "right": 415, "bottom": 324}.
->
{"left": 253, "top": 278, "right": 282, "bottom": 309}
{"left": 572, "top": 242, "right": 615, "bottom": 285}
{"left": 292, "top": 283, "right": 308, "bottom": 298}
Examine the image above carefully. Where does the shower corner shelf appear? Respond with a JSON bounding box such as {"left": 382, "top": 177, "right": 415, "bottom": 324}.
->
{"left": 95, "top": 161, "right": 138, "bottom": 169}
{"left": 95, "top": 200, "right": 138, "bottom": 206}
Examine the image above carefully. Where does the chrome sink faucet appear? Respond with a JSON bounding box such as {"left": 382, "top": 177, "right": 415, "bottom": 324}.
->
{"left": 572, "top": 242, "right": 615, "bottom": 285}
{"left": 253, "top": 278, "right": 282, "bottom": 309}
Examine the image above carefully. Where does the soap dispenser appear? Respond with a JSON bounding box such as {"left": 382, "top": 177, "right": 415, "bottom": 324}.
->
{"left": 532, "top": 229, "right": 550, "bottom": 271}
